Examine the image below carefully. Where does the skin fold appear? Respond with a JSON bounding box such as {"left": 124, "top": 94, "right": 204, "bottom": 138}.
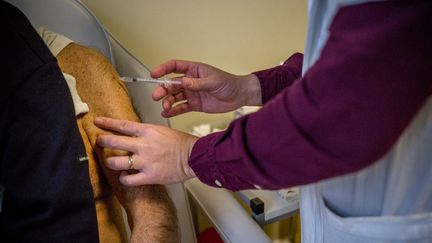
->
{"left": 56, "top": 43, "right": 179, "bottom": 243}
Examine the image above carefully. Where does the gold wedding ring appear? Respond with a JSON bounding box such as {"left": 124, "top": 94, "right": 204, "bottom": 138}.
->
{"left": 127, "top": 154, "right": 134, "bottom": 170}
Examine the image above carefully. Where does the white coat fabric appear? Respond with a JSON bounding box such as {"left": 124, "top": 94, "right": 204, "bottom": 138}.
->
{"left": 299, "top": 1, "right": 432, "bottom": 242}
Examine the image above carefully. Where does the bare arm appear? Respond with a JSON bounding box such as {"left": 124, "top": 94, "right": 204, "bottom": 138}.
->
{"left": 57, "top": 43, "right": 179, "bottom": 243}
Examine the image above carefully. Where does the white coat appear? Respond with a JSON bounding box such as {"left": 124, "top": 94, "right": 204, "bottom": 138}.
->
{"left": 300, "top": 1, "right": 432, "bottom": 242}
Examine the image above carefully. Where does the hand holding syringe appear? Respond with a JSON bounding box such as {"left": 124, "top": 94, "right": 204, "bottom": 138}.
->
{"left": 120, "top": 77, "right": 181, "bottom": 87}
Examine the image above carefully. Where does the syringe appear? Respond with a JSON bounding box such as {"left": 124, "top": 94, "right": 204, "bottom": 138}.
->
{"left": 120, "top": 76, "right": 181, "bottom": 86}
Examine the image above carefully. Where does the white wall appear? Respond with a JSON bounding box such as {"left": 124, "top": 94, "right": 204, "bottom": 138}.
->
{"left": 82, "top": 0, "right": 308, "bottom": 131}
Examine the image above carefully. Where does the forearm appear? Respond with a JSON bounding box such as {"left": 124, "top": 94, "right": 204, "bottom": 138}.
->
{"left": 237, "top": 53, "right": 303, "bottom": 107}
{"left": 125, "top": 186, "right": 178, "bottom": 243}
{"left": 238, "top": 73, "right": 262, "bottom": 106}
{"left": 217, "top": 54, "right": 303, "bottom": 109}
{"left": 97, "top": 148, "right": 178, "bottom": 243}
{"left": 94, "top": 141, "right": 177, "bottom": 226}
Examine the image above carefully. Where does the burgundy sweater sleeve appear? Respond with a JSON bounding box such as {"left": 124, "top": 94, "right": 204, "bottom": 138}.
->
{"left": 189, "top": 1, "right": 432, "bottom": 191}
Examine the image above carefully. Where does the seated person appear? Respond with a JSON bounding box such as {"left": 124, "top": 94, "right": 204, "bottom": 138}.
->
{"left": 0, "top": 2, "right": 178, "bottom": 242}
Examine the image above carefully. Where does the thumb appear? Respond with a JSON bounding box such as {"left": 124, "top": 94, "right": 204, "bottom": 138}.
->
{"left": 182, "top": 77, "right": 213, "bottom": 91}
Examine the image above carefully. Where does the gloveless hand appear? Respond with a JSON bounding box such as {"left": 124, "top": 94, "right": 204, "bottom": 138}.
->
{"left": 94, "top": 117, "right": 198, "bottom": 186}
{"left": 151, "top": 60, "right": 262, "bottom": 118}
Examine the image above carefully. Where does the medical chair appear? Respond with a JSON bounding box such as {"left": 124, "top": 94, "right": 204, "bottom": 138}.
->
{"left": 6, "top": 0, "right": 274, "bottom": 242}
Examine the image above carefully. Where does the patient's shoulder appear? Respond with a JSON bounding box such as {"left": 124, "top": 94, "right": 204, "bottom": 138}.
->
{"left": 57, "top": 43, "right": 111, "bottom": 69}
{"left": 56, "top": 42, "right": 136, "bottom": 120}
{"left": 56, "top": 43, "right": 125, "bottom": 92}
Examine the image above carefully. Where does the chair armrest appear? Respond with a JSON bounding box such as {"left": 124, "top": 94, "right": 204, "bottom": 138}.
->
{"left": 185, "top": 178, "right": 272, "bottom": 243}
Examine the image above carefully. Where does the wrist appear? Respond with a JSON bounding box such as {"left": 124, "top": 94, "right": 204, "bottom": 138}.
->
{"left": 241, "top": 74, "right": 262, "bottom": 106}
{"left": 185, "top": 135, "right": 199, "bottom": 178}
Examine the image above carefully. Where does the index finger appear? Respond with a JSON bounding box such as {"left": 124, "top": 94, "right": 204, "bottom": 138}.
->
{"left": 151, "top": 60, "right": 198, "bottom": 78}
{"left": 94, "top": 117, "right": 143, "bottom": 136}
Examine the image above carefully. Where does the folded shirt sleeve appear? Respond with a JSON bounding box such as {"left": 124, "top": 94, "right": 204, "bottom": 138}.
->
{"left": 188, "top": 1, "right": 432, "bottom": 191}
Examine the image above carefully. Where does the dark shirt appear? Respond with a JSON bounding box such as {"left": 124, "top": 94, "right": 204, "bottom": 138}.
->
{"left": 0, "top": 2, "right": 99, "bottom": 242}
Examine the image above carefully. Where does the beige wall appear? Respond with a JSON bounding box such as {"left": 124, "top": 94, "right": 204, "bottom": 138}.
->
{"left": 82, "top": 0, "right": 308, "bottom": 132}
